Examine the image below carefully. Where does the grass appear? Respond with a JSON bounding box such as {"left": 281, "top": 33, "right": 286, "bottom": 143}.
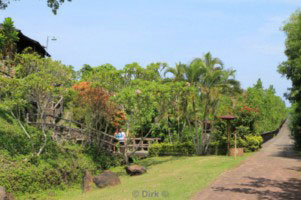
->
{"left": 19, "top": 154, "right": 251, "bottom": 200}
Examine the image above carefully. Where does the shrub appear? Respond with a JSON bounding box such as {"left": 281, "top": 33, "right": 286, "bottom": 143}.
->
{"left": 149, "top": 142, "right": 195, "bottom": 156}
{"left": 0, "top": 109, "right": 123, "bottom": 195}
{"left": 0, "top": 147, "right": 99, "bottom": 195}
{"left": 241, "top": 135, "right": 263, "bottom": 152}
{"left": 209, "top": 122, "right": 264, "bottom": 154}
{"left": 0, "top": 110, "right": 41, "bottom": 156}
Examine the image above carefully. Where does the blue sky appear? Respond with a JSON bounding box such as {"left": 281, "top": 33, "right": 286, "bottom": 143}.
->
{"left": 1, "top": 0, "right": 300, "bottom": 105}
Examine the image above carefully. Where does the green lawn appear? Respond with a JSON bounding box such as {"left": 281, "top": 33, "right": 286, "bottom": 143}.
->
{"left": 20, "top": 154, "right": 251, "bottom": 200}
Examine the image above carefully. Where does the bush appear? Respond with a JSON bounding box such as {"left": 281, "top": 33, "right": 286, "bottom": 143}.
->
{"left": 0, "top": 110, "right": 41, "bottom": 156}
{"left": 209, "top": 122, "right": 264, "bottom": 154}
{"left": 0, "top": 109, "right": 123, "bottom": 195}
{"left": 84, "top": 145, "right": 123, "bottom": 169}
{"left": 238, "top": 135, "right": 263, "bottom": 152}
{"left": 0, "top": 144, "right": 122, "bottom": 195}
{"left": 0, "top": 147, "right": 99, "bottom": 195}
{"left": 149, "top": 142, "right": 195, "bottom": 156}
{"left": 288, "top": 104, "right": 301, "bottom": 150}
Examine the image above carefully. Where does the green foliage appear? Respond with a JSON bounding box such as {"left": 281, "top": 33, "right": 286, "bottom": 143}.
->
{"left": 15, "top": 52, "right": 75, "bottom": 119}
{"left": 84, "top": 145, "right": 123, "bottom": 170}
{"left": 0, "top": 109, "right": 118, "bottom": 194}
{"left": 0, "top": 17, "right": 288, "bottom": 196}
{"left": 149, "top": 142, "right": 195, "bottom": 156}
{"left": 240, "top": 135, "right": 263, "bottom": 152}
{"left": 0, "top": 17, "right": 19, "bottom": 58}
{"left": 243, "top": 81, "right": 287, "bottom": 133}
{"left": 0, "top": 0, "right": 72, "bottom": 14}
{"left": 113, "top": 80, "right": 161, "bottom": 135}
{"left": 0, "top": 76, "right": 27, "bottom": 112}
{"left": 211, "top": 92, "right": 282, "bottom": 155}
{"left": 0, "top": 109, "right": 99, "bottom": 194}
{"left": 0, "top": 148, "right": 98, "bottom": 194}
{"left": 22, "top": 155, "right": 250, "bottom": 200}
{"left": 209, "top": 131, "right": 263, "bottom": 155}
{"left": 0, "top": 109, "right": 26, "bottom": 154}
{"left": 278, "top": 10, "right": 301, "bottom": 149}
{"left": 288, "top": 103, "right": 301, "bottom": 149}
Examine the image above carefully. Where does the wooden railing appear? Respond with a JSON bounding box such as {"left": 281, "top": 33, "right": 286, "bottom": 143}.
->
{"left": 27, "top": 114, "right": 160, "bottom": 156}
{"left": 27, "top": 114, "right": 116, "bottom": 150}
{"left": 126, "top": 138, "right": 160, "bottom": 151}
{"left": 114, "top": 138, "right": 160, "bottom": 154}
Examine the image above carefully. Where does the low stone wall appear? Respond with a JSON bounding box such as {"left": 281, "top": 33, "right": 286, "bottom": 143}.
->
{"left": 261, "top": 119, "right": 287, "bottom": 143}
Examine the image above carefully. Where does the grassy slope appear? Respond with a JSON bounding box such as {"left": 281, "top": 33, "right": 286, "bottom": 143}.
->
{"left": 29, "top": 154, "right": 250, "bottom": 200}
{"left": 0, "top": 109, "right": 22, "bottom": 136}
{"left": 0, "top": 109, "right": 30, "bottom": 155}
{"left": 0, "top": 109, "right": 250, "bottom": 200}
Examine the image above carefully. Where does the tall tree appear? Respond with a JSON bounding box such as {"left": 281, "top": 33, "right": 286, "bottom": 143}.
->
{"left": 164, "top": 63, "right": 185, "bottom": 81}
{"left": 0, "top": 17, "right": 19, "bottom": 77}
{"left": 183, "top": 52, "right": 236, "bottom": 154}
{"left": 14, "top": 52, "right": 75, "bottom": 155}
{"left": 278, "top": 10, "right": 301, "bottom": 149}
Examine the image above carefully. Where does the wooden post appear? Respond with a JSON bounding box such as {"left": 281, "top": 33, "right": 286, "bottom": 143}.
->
{"left": 227, "top": 121, "right": 231, "bottom": 156}
{"left": 147, "top": 140, "right": 151, "bottom": 151}
{"left": 134, "top": 139, "right": 137, "bottom": 152}
{"left": 219, "top": 115, "right": 236, "bottom": 156}
{"left": 234, "top": 131, "right": 237, "bottom": 159}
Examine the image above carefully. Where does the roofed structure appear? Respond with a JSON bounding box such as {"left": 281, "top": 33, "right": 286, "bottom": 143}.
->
{"left": 16, "top": 29, "right": 50, "bottom": 57}
{"left": 0, "top": 24, "right": 50, "bottom": 57}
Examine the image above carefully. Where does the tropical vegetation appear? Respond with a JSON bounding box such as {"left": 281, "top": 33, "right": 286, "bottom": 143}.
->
{"left": 20, "top": 155, "right": 251, "bottom": 200}
{"left": 0, "top": 17, "right": 288, "bottom": 197}
{"left": 278, "top": 9, "right": 301, "bottom": 150}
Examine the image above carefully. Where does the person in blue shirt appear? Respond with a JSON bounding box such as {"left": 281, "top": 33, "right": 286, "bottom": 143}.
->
{"left": 113, "top": 128, "right": 126, "bottom": 152}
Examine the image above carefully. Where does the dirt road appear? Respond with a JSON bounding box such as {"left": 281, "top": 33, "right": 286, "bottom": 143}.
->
{"left": 193, "top": 122, "right": 301, "bottom": 200}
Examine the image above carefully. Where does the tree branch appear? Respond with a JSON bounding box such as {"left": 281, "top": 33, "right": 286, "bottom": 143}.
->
{"left": 10, "top": 111, "right": 31, "bottom": 139}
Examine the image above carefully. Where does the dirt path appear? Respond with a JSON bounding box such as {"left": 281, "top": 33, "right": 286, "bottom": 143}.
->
{"left": 193, "top": 121, "right": 301, "bottom": 200}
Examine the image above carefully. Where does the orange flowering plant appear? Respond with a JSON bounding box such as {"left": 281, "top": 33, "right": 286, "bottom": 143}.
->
{"left": 72, "top": 81, "right": 126, "bottom": 130}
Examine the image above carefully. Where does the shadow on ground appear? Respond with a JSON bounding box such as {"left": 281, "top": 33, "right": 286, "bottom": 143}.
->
{"left": 213, "top": 176, "right": 301, "bottom": 200}
{"left": 287, "top": 167, "right": 301, "bottom": 172}
{"left": 138, "top": 156, "right": 184, "bottom": 168}
{"left": 113, "top": 156, "right": 185, "bottom": 176}
{"left": 272, "top": 144, "right": 301, "bottom": 160}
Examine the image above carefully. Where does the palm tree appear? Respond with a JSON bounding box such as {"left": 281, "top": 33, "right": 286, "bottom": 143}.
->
{"left": 164, "top": 62, "right": 185, "bottom": 81}
{"left": 186, "top": 52, "right": 237, "bottom": 154}
{"left": 163, "top": 52, "right": 239, "bottom": 154}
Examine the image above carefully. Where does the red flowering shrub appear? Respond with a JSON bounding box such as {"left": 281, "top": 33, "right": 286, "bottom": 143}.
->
{"left": 72, "top": 82, "right": 125, "bottom": 128}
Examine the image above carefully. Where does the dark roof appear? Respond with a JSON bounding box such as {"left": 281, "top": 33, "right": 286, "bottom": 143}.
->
{"left": 16, "top": 29, "right": 50, "bottom": 57}
{"left": 0, "top": 24, "right": 50, "bottom": 57}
